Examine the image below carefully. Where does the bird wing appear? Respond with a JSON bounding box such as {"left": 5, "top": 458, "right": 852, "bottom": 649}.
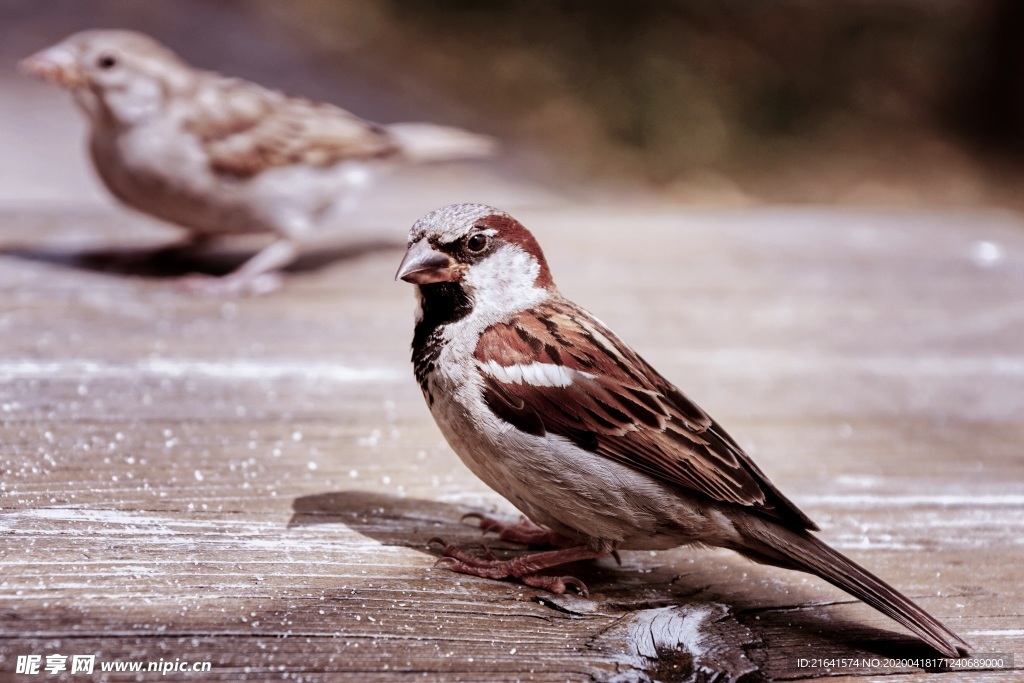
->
{"left": 184, "top": 75, "right": 400, "bottom": 178}
{"left": 474, "top": 297, "right": 818, "bottom": 530}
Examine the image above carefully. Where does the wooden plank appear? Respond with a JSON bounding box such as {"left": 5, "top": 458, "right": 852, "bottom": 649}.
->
{"left": 1, "top": 206, "right": 1022, "bottom": 681}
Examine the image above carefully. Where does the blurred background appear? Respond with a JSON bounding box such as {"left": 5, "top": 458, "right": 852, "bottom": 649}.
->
{"left": 2, "top": 0, "right": 1023, "bottom": 212}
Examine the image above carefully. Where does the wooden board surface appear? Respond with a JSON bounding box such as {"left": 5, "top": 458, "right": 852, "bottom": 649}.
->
{"left": 1, "top": 205, "right": 1022, "bottom": 682}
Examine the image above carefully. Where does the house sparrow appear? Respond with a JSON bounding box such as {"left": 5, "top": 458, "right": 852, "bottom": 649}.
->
{"left": 396, "top": 203, "right": 969, "bottom": 658}
{"left": 20, "top": 30, "right": 495, "bottom": 294}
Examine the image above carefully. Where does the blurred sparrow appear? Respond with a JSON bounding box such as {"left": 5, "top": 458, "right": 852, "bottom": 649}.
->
{"left": 396, "top": 203, "right": 969, "bottom": 657}
{"left": 21, "top": 30, "right": 495, "bottom": 294}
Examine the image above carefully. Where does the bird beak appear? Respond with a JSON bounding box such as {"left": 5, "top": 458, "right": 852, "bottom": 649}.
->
{"left": 395, "top": 240, "right": 458, "bottom": 284}
{"left": 20, "top": 46, "right": 85, "bottom": 88}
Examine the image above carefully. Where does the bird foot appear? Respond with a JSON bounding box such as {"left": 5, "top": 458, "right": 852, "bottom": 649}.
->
{"left": 175, "top": 271, "right": 282, "bottom": 296}
{"left": 460, "top": 512, "right": 578, "bottom": 548}
{"left": 428, "top": 537, "right": 600, "bottom": 596}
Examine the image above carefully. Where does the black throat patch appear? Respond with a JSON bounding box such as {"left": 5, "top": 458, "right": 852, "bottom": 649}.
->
{"left": 411, "top": 282, "right": 473, "bottom": 401}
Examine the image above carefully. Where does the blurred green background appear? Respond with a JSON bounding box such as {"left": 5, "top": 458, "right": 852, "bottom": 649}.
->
{"left": 3, "top": 0, "right": 1023, "bottom": 209}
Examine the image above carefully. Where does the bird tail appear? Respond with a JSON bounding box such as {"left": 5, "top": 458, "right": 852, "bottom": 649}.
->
{"left": 387, "top": 123, "right": 496, "bottom": 163}
{"left": 736, "top": 518, "right": 970, "bottom": 658}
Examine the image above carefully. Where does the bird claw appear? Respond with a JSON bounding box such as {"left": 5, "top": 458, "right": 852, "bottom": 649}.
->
{"left": 563, "top": 576, "right": 590, "bottom": 596}
{"left": 427, "top": 537, "right": 592, "bottom": 596}
{"left": 460, "top": 512, "right": 485, "bottom": 526}
{"left": 522, "top": 573, "right": 589, "bottom": 597}
{"left": 459, "top": 512, "right": 486, "bottom": 530}
{"left": 434, "top": 554, "right": 589, "bottom": 596}
{"left": 427, "top": 537, "right": 451, "bottom": 552}
{"left": 433, "top": 556, "right": 460, "bottom": 570}
{"left": 460, "top": 511, "right": 507, "bottom": 535}
{"left": 457, "top": 513, "right": 577, "bottom": 548}
{"left": 429, "top": 537, "right": 498, "bottom": 564}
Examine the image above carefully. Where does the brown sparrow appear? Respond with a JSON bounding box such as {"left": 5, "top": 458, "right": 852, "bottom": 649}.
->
{"left": 20, "top": 30, "right": 495, "bottom": 295}
{"left": 396, "top": 203, "right": 969, "bottom": 657}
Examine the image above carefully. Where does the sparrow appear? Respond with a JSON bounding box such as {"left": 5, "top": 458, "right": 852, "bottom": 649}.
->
{"left": 20, "top": 30, "right": 495, "bottom": 295}
{"left": 396, "top": 203, "right": 969, "bottom": 658}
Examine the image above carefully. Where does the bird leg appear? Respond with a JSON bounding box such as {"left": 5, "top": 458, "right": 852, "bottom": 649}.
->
{"left": 461, "top": 512, "right": 579, "bottom": 548}
{"left": 429, "top": 538, "right": 607, "bottom": 596}
{"left": 178, "top": 238, "right": 297, "bottom": 296}
{"left": 461, "top": 513, "right": 623, "bottom": 565}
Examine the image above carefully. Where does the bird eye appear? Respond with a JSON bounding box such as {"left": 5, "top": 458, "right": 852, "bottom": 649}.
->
{"left": 466, "top": 233, "right": 489, "bottom": 253}
{"left": 97, "top": 54, "right": 118, "bottom": 70}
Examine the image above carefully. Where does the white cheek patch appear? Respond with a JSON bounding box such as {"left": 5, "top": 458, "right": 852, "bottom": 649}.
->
{"left": 481, "top": 360, "right": 594, "bottom": 388}
{"left": 463, "top": 244, "right": 544, "bottom": 312}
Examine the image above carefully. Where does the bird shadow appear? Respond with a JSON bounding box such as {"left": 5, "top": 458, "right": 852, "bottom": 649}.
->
{"left": 0, "top": 239, "right": 400, "bottom": 280}
{"left": 289, "top": 490, "right": 690, "bottom": 604}
{"left": 289, "top": 490, "right": 955, "bottom": 670}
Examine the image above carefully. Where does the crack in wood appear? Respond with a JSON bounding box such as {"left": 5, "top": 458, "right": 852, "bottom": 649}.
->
{"left": 587, "top": 603, "right": 761, "bottom": 683}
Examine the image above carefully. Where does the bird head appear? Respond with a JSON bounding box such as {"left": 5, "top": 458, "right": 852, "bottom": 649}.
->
{"left": 20, "top": 30, "right": 193, "bottom": 126}
{"left": 396, "top": 204, "right": 556, "bottom": 319}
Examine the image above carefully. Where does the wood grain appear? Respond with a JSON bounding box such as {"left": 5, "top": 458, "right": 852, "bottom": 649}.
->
{"left": 1, "top": 206, "right": 1021, "bottom": 681}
